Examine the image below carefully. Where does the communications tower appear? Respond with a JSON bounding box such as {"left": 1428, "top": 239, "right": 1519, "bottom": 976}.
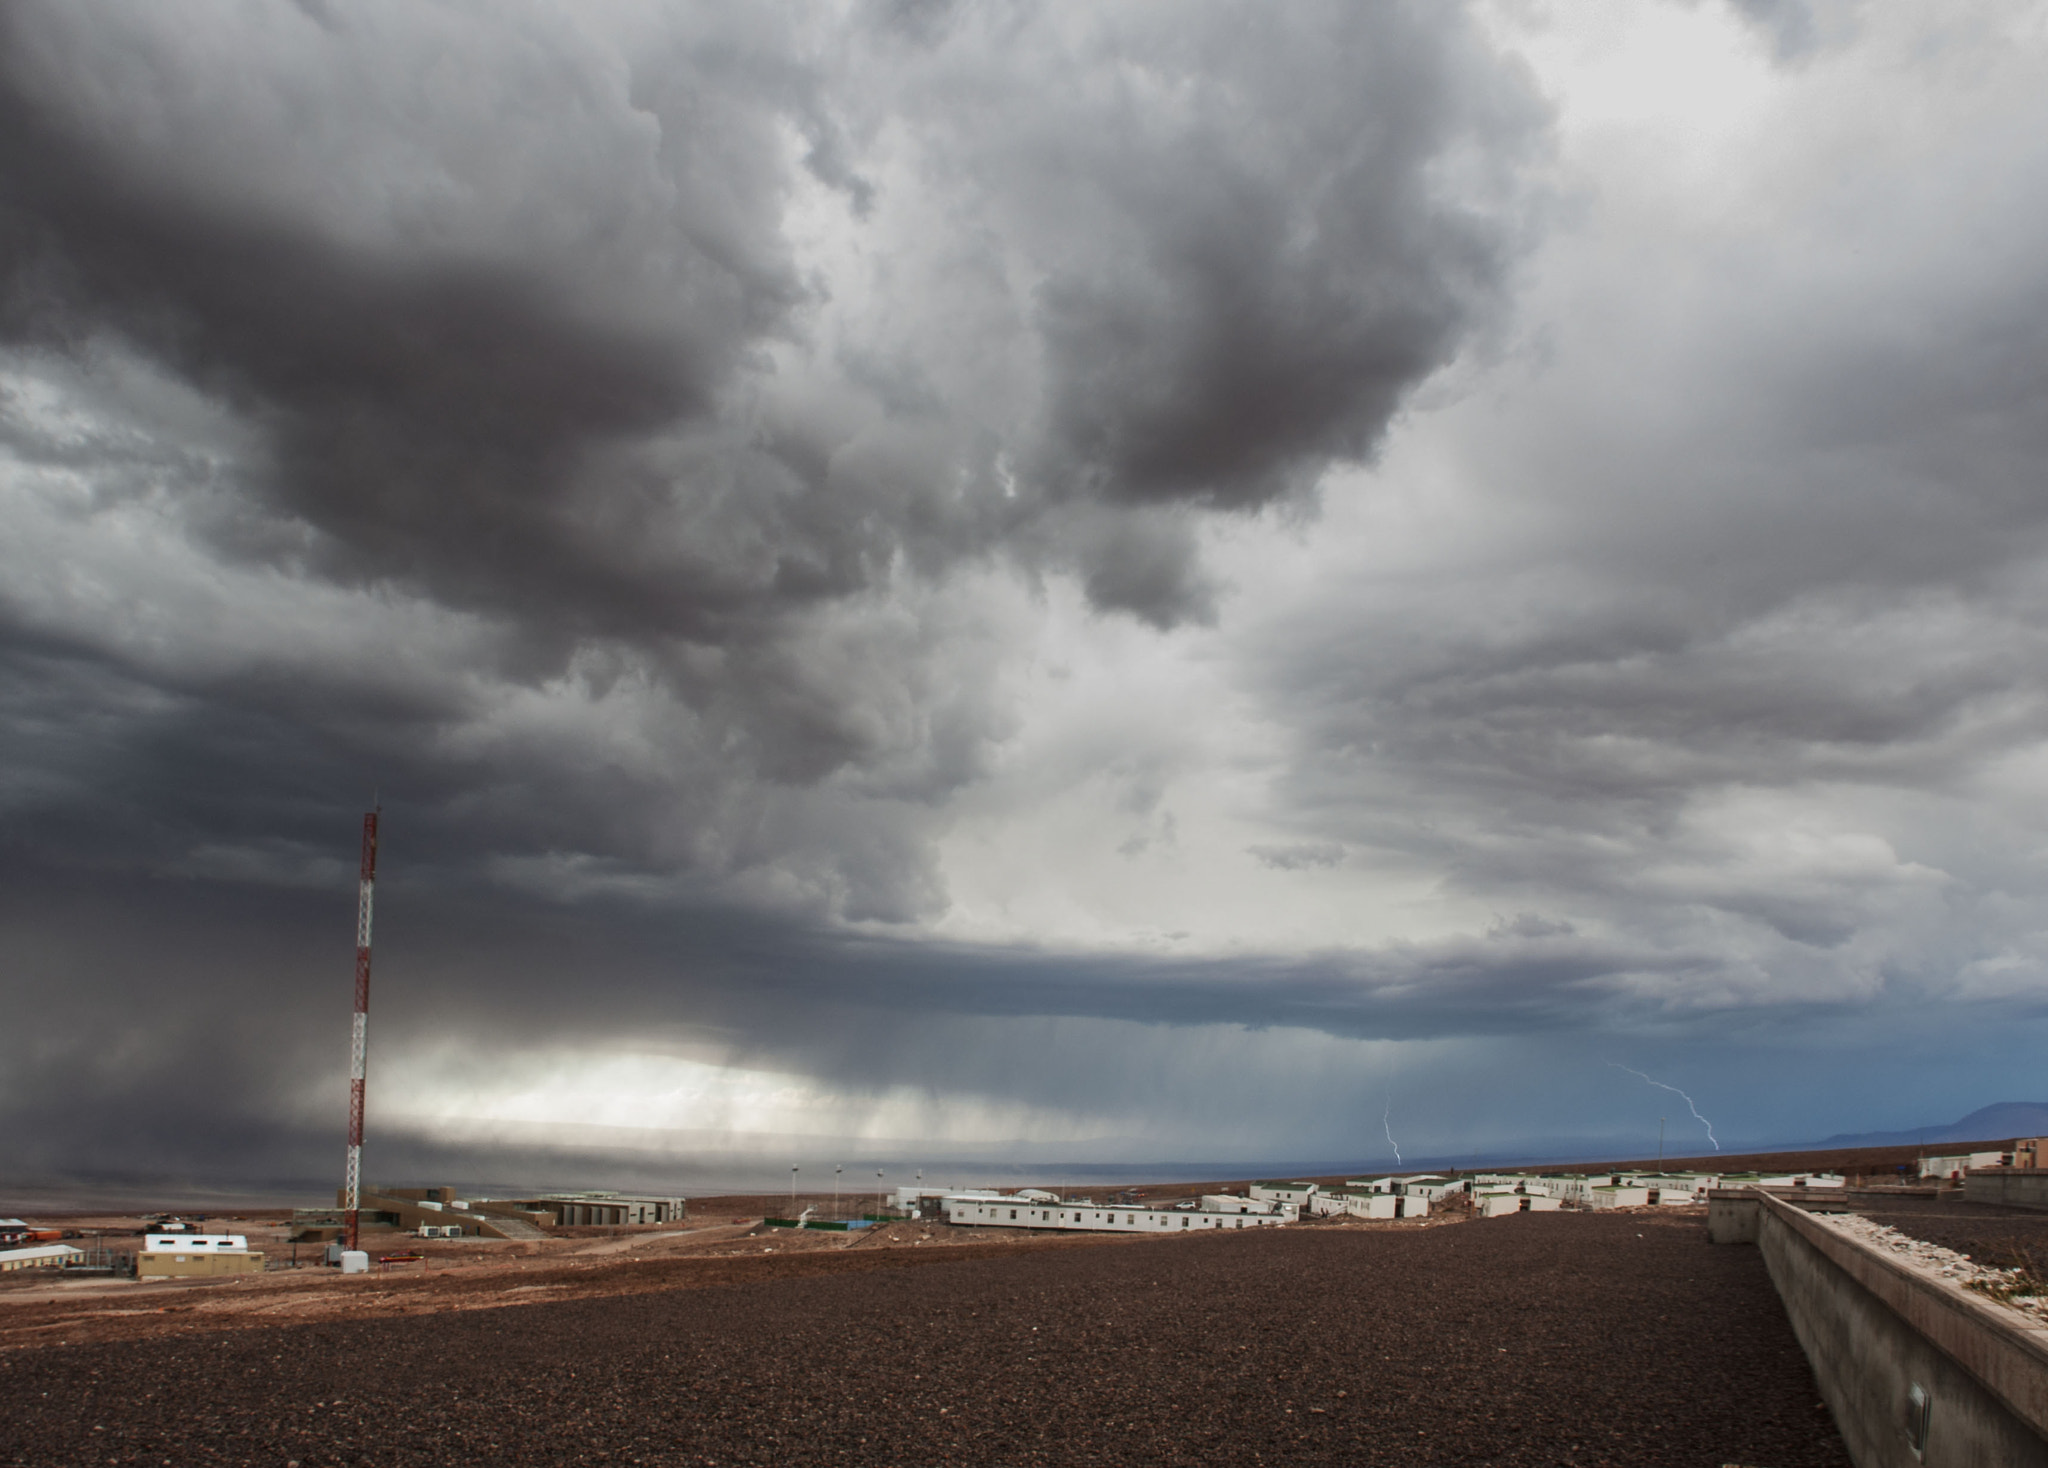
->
{"left": 343, "top": 809, "right": 379, "bottom": 1252}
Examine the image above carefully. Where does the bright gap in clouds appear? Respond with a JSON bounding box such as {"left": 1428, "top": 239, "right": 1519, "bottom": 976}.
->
{"left": 362, "top": 1023, "right": 1440, "bottom": 1164}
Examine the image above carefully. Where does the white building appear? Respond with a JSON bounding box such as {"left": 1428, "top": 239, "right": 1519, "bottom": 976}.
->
{"left": 1586, "top": 1186, "right": 1652, "bottom": 1209}
{"left": 945, "top": 1196, "right": 1293, "bottom": 1234}
{"left": 1249, "top": 1182, "right": 1318, "bottom": 1208}
{"left": 1921, "top": 1152, "right": 2007, "bottom": 1180}
{"left": 144, "top": 1232, "right": 249, "bottom": 1253}
{"left": 1716, "top": 1172, "right": 1849, "bottom": 1190}
{"left": 0, "top": 1244, "right": 83, "bottom": 1272}
{"left": 1518, "top": 1176, "right": 1591, "bottom": 1203}
{"left": 1476, "top": 1193, "right": 1562, "bottom": 1217}
{"left": 1617, "top": 1174, "right": 1715, "bottom": 1204}
{"left": 1201, "top": 1195, "right": 1284, "bottom": 1214}
{"left": 1312, "top": 1190, "right": 1430, "bottom": 1220}
{"left": 139, "top": 1233, "right": 264, "bottom": 1278}
{"left": 1346, "top": 1175, "right": 1451, "bottom": 1199}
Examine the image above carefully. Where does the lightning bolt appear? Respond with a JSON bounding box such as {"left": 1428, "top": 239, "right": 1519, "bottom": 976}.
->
{"left": 1383, "top": 1089, "right": 1402, "bottom": 1167}
{"left": 1610, "top": 1063, "right": 1720, "bottom": 1152}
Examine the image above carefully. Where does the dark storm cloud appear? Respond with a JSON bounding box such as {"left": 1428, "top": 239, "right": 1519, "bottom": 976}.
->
{"left": 0, "top": 2, "right": 798, "bottom": 644}
{"left": 0, "top": 0, "right": 1534, "bottom": 644}
{"left": 0, "top": 0, "right": 1541, "bottom": 899}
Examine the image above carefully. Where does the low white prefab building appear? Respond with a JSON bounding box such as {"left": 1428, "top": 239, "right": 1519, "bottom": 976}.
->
{"left": 1322, "top": 1191, "right": 1429, "bottom": 1220}
{"left": 945, "top": 1197, "right": 1292, "bottom": 1234}
{"left": 1921, "top": 1153, "right": 2006, "bottom": 1180}
{"left": 1617, "top": 1175, "right": 1712, "bottom": 1204}
{"left": 0, "top": 1244, "right": 83, "bottom": 1272}
{"left": 1345, "top": 1175, "right": 1448, "bottom": 1197}
{"left": 1587, "top": 1186, "right": 1652, "bottom": 1209}
{"left": 1759, "top": 1174, "right": 1844, "bottom": 1189}
{"left": 1249, "top": 1182, "right": 1318, "bottom": 1208}
{"left": 1476, "top": 1194, "right": 1562, "bottom": 1217}
{"left": 895, "top": 1186, "right": 998, "bottom": 1212}
{"left": 1348, "top": 1194, "right": 1398, "bottom": 1220}
{"left": 1401, "top": 1182, "right": 1462, "bottom": 1205}
{"left": 1201, "top": 1195, "right": 1282, "bottom": 1214}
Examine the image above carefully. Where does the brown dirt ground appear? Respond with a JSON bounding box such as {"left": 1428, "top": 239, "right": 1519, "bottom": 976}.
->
{"left": 0, "top": 1208, "right": 1845, "bottom": 1468}
{"left": 7, "top": 1205, "right": 1454, "bottom": 1351}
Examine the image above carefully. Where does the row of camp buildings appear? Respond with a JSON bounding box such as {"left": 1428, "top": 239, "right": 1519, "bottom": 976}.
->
{"left": 905, "top": 1166, "right": 1851, "bottom": 1235}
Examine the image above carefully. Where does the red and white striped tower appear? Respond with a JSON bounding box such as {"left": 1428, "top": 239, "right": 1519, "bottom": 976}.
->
{"left": 343, "top": 810, "right": 379, "bottom": 1253}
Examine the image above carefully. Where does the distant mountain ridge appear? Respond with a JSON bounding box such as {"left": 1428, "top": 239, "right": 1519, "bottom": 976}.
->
{"left": 1811, "top": 1102, "right": 2048, "bottom": 1151}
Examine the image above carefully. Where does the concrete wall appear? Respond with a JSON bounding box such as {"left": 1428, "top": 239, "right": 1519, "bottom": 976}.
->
{"left": 1716, "top": 1189, "right": 2048, "bottom": 1467}
{"left": 1964, "top": 1171, "right": 2048, "bottom": 1213}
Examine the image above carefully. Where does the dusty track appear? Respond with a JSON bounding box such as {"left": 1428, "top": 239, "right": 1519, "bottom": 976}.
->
{"left": 0, "top": 1212, "right": 1848, "bottom": 1467}
{"left": 0, "top": 1220, "right": 1147, "bottom": 1351}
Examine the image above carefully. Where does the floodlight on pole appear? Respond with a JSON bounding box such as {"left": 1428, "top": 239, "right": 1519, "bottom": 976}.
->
{"left": 791, "top": 1167, "right": 798, "bottom": 1211}
{"left": 834, "top": 1164, "right": 842, "bottom": 1220}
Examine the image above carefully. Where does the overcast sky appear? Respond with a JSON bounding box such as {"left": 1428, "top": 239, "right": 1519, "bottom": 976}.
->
{"left": 6, "top": 0, "right": 2048, "bottom": 1199}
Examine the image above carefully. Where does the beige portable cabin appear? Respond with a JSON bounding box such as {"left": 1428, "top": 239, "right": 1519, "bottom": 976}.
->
{"left": 138, "top": 1233, "right": 264, "bottom": 1278}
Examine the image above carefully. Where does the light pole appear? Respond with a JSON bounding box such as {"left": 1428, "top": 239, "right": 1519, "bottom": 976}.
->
{"left": 790, "top": 1166, "right": 798, "bottom": 1215}
{"left": 877, "top": 1170, "right": 885, "bottom": 1219}
{"left": 834, "top": 1164, "right": 842, "bottom": 1220}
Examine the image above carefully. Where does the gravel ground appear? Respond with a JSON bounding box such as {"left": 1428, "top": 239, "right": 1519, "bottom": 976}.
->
{"left": 0, "top": 1212, "right": 1847, "bottom": 1468}
{"left": 1847, "top": 1196, "right": 2048, "bottom": 1274}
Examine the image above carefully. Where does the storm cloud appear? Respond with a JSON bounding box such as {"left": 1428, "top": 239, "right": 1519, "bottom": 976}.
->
{"left": 5, "top": 0, "right": 2048, "bottom": 1197}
